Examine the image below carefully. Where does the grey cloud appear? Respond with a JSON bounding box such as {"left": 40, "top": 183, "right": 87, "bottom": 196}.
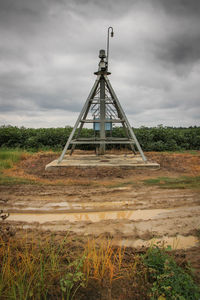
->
{"left": 153, "top": 25, "right": 200, "bottom": 68}
{"left": 158, "top": 38, "right": 200, "bottom": 65}
{"left": 156, "top": 0, "right": 200, "bottom": 17}
{"left": 0, "top": 0, "right": 199, "bottom": 128}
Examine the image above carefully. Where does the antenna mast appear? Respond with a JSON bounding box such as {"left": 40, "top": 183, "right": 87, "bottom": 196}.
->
{"left": 106, "top": 26, "right": 114, "bottom": 70}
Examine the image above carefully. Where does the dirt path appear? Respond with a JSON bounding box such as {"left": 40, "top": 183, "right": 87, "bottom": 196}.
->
{"left": 2, "top": 183, "right": 200, "bottom": 241}
{"left": 1, "top": 151, "right": 200, "bottom": 278}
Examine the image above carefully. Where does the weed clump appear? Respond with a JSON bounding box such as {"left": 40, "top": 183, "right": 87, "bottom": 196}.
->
{"left": 60, "top": 256, "right": 86, "bottom": 300}
{"left": 143, "top": 245, "right": 200, "bottom": 300}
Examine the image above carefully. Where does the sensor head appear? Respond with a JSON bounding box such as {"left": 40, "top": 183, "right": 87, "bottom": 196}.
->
{"left": 99, "top": 49, "right": 106, "bottom": 59}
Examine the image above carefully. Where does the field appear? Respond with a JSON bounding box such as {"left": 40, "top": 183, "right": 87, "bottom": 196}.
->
{"left": 0, "top": 149, "right": 200, "bottom": 299}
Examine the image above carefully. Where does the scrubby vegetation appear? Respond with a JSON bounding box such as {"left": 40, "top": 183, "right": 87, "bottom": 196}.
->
{"left": 0, "top": 149, "right": 26, "bottom": 171}
{"left": 0, "top": 236, "right": 199, "bottom": 300}
{"left": 0, "top": 125, "right": 200, "bottom": 151}
{"left": 144, "top": 176, "right": 200, "bottom": 190}
{"left": 0, "top": 148, "right": 36, "bottom": 185}
{"left": 143, "top": 245, "right": 200, "bottom": 300}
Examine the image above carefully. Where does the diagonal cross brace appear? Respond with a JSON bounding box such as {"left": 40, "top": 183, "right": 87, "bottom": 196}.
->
{"left": 58, "top": 75, "right": 101, "bottom": 163}
{"left": 58, "top": 71, "right": 147, "bottom": 162}
{"left": 104, "top": 75, "right": 147, "bottom": 162}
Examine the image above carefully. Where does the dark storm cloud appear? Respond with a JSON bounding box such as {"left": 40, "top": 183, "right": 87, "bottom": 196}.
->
{"left": 0, "top": 0, "right": 199, "bottom": 127}
{"left": 157, "top": 36, "right": 200, "bottom": 65}
{"left": 156, "top": 0, "right": 200, "bottom": 16}
{"left": 149, "top": 0, "right": 200, "bottom": 67}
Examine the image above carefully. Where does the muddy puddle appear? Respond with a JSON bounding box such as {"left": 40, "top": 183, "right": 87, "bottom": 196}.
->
{"left": 114, "top": 235, "right": 199, "bottom": 250}
{"left": 9, "top": 200, "right": 134, "bottom": 212}
{"left": 8, "top": 208, "right": 170, "bottom": 223}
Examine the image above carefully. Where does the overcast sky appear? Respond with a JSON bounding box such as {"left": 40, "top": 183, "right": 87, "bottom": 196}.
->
{"left": 0, "top": 0, "right": 200, "bottom": 128}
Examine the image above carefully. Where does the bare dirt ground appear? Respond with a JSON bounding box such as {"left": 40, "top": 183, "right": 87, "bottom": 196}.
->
{"left": 1, "top": 151, "right": 200, "bottom": 281}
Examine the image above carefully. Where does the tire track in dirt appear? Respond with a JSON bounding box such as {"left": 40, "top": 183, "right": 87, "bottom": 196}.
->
{"left": 1, "top": 151, "right": 200, "bottom": 252}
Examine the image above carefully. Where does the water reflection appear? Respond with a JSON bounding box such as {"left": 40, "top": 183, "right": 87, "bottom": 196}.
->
{"left": 8, "top": 208, "right": 168, "bottom": 223}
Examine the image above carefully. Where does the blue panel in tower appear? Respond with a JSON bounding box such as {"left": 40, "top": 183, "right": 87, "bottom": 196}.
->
{"left": 93, "top": 118, "right": 112, "bottom": 131}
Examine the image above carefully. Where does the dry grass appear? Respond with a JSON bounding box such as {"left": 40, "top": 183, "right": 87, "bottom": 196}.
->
{"left": 0, "top": 234, "right": 79, "bottom": 299}
{"left": 0, "top": 235, "right": 199, "bottom": 299}
{"left": 83, "top": 239, "right": 126, "bottom": 285}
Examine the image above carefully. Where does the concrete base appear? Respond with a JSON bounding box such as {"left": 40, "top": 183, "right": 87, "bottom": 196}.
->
{"left": 45, "top": 154, "right": 160, "bottom": 170}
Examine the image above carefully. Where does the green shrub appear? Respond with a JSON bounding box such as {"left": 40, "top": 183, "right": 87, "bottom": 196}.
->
{"left": 143, "top": 246, "right": 200, "bottom": 300}
{"left": 0, "top": 125, "right": 200, "bottom": 151}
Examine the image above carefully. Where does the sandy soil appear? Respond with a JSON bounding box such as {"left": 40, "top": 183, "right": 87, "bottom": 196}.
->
{"left": 0, "top": 151, "right": 200, "bottom": 279}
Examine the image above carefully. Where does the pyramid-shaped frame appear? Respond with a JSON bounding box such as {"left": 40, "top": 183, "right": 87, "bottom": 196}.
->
{"left": 58, "top": 49, "right": 147, "bottom": 163}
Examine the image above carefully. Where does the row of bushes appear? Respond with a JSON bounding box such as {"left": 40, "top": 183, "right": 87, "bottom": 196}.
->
{"left": 0, "top": 125, "right": 199, "bottom": 151}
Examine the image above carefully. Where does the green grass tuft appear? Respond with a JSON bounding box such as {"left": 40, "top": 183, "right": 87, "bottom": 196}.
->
{"left": 0, "top": 149, "right": 33, "bottom": 185}
{"left": 0, "top": 174, "right": 37, "bottom": 185}
{"left": 0, "top": 148, "right": 26, "bottom": 172}
{"left": 0, "top": 149, "right": 24, "bottom": 162}
{"left": 0, "top": 159, "right": 13, "bottom": 170}
{"left": 143, "top": 176, "right": 200, "bottom": 190}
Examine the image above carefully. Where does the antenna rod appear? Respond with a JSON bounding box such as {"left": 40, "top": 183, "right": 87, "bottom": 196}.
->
{"left": 106, "top": 26, "right": 114, "bottom": 70}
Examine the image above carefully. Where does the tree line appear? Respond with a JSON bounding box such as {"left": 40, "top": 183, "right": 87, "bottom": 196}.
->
{"left": 0, "top": 125, "right": 199, "bottom": 151}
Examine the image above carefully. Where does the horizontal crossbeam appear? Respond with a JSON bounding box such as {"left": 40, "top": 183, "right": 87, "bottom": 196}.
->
{"left": 81, "top": 119, "right": 124, "bottom": 123}
{"left": 76, "top": 137, "right": 133, "bottom": 141}
{"left": 71, "top": 140, "right": 135, "bottom": 144}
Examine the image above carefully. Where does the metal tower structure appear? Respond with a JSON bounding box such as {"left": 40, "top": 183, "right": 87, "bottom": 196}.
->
{"left": 58, "top": 27, "right": 147, "bottom": 163}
